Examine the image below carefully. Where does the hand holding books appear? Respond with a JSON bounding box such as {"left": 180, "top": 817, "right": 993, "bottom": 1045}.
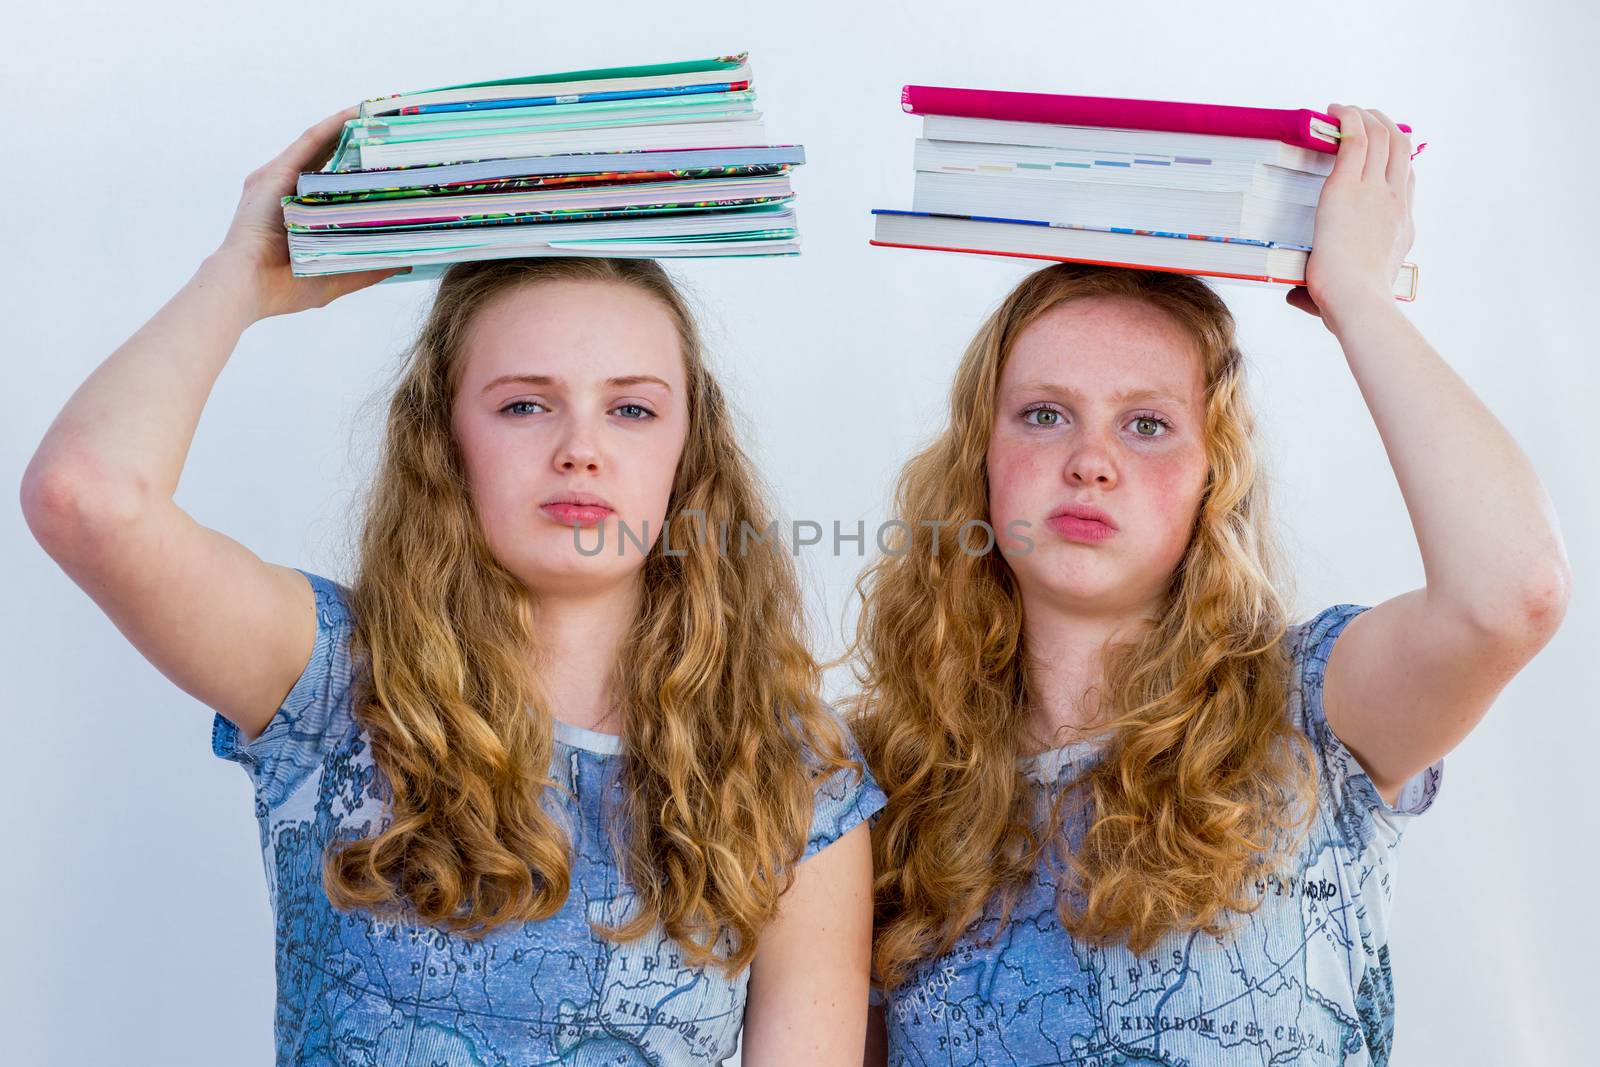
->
{"left": 214, "top": 106, "right": 406, "bottom": 320}
{"left": 281, "top": 54, "right": 807, "bottom": 279}
{"left": 1287, "top": 104, "right": 1418, "bottom": 329}
{"left": 872, "top": 85, "right": 1423, "bottom": 300}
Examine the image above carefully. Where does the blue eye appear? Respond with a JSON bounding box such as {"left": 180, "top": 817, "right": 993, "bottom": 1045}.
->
{"left": 501, "top": 400, "right": 546, "bottom": 416}
{"left": 613, "top": 403, "right": 655, "bottom": 420}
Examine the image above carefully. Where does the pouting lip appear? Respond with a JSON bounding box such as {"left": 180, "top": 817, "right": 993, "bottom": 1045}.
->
{"left": 1047, "top": 502, "right": 1118, "bottom": 530}
{"left": 541, "top": 491, "right": 614, "bottom": 510}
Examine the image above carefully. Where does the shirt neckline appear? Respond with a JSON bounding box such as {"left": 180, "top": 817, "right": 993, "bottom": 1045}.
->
{"left": 552, "top": 718, "right": 623, "bottom": 755}
{"left": 1022, "top": 737, "right": 1104, "bottom": 783}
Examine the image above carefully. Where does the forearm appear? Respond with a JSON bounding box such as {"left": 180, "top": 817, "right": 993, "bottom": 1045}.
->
{"left": 1330, "top": 299, "right": 1572, "bottom": 631}
{"left": 24, "top": 253, "right": 262, "bottom": 514}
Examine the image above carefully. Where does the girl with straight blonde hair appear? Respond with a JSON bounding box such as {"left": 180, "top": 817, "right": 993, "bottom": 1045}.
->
{"left": 851, "top": 105, "right": 1569, "bottom": 1065}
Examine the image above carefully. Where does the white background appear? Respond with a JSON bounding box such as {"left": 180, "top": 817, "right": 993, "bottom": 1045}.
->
{"left": 5, "top": 2, "right": 1595, "bottom": 1063}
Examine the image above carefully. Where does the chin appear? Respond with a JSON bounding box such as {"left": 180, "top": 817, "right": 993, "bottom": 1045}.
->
{"left": 519, "top": 557, "right": 642, "bottom": 597}
{"left": 1019, "top": 559, "right": 1125, "bottom": 603}
{"left": 487, "top": 528, "right": 623, "bottom": 580}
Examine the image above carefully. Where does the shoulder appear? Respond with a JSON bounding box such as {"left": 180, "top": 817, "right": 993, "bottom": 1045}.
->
{"left": 800, "top": 703, "right": 887, "bottom": 862}
{"left": 1288, "top": 603, "right": 1369, "bottom": 673}
{"left": 302, "top": 568, "right": 355, "bottom": 627}
{"left": 1283, "top": 604, "right": 1370, "bottom": 728}
{"left": 210, "top": 568, "right": 363, "bottom": 811}
{"left": 1283, "top": 602, "right": 1443, "bottom": 842}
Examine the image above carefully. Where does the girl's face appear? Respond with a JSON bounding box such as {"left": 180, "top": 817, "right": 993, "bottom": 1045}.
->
{"left": 987, "top": 295, "right": 1210, "bottom": 619}
{"left": 451, "top": 279, "right": 690, "bottom": 597}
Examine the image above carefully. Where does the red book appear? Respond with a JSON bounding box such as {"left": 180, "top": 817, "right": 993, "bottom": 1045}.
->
{"left": 901, "top": 85, "right": 1416, "bottom": 156}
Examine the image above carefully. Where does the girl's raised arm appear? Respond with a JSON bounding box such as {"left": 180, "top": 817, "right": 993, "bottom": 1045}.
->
{"left": 20, "top": 107, "right": 401, "bottom": 742}
{"left": 1290, "top": 104, "right": 1573, "bottom": 804}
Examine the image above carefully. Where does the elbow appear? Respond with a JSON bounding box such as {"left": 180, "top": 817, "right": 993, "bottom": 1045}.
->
{"left": 19, "top": 462, "right": 74, "bottom": 550}
{"left": 1519, "top": 555, "right": 1574, "bottom": 639}
{"left": 1463, "top": 553, "right": 1573, "bottom": 651}
{"left": 20, "top": 459, "right": 152, "bottom": 559}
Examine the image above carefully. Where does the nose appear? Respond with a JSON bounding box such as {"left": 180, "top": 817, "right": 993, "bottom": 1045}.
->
{"left": 1066, "top": 438, "right": 1116, "bottom": 488}
{"left": 555, "top": 418, "right": 601, "bottom": 474}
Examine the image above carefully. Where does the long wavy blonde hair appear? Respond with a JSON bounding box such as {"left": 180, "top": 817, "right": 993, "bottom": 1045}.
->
{"left": 846, "top": 262, "right": 1319, "bottom": 990}
{"left": 322, "top": 256, "right": 854, "bottom": 975}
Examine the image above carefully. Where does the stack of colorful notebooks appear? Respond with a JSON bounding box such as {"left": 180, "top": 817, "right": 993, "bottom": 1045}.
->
{"left": 871, "top": 87, "right": 1420, "bottom": 299}
{"left": 284, "top": 53, "right": 804, "bottom": 280}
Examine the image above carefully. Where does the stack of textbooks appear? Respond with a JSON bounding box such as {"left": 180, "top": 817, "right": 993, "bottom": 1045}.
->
{"left": 871, "top": 86, "right": 1421, "bottom": 299}
{"left": 284, "top": 53, "right": 805, "bottom": 280}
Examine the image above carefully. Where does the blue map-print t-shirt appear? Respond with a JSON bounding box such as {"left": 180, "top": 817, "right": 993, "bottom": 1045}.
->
{"left": 212, "top": 569, "right": 886, "bottom": 1066}
{"left": 878, "top": 603, "right": 1444, "bottom": 1067}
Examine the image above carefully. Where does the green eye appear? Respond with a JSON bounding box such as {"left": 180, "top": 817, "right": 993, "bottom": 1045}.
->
{"left": 1023, "top": 406, "right": 1062, "bottom": 426}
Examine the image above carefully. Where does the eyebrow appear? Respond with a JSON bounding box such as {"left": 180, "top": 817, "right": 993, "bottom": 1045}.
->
{"left": 479, "top": 373, "right": 673, "bottom": 396}
{"left": 1005, "top": 380, "right": 1189, "bottom": 407}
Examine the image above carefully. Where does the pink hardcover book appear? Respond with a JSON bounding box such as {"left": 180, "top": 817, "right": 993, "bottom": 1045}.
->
{"left": 901, "top": 85, "right": 1417, "bottom": 155}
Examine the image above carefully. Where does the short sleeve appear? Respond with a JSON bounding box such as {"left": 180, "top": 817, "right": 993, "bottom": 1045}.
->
{"left": 1294, "top": 603, "right": 1444, "bottom": 848}
{"left": 801, "top": 707, "right": 888, "bottom": 863}
{"left": 210, "top": 568, "right": 359, "bottom": 811}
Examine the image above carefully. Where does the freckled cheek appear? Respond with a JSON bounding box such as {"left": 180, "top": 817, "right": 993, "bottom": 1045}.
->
{"left": 986, "top": 441, "right": 1050, "bottom": 524}
{"left": 1135, "top": 452, "right": 1208, "bottom": 549}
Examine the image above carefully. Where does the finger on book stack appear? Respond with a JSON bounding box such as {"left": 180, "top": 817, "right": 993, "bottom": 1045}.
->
{"left": 870, "top": 86, "right": 1420, "bottom": 300}
{"left": 284, "top": 52, "right": 805, "bottom": 280}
